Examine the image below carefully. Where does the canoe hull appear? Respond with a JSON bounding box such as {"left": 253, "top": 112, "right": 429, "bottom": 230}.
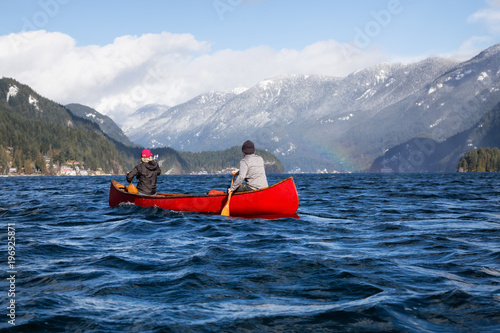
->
{"left": 109, "top": 177, "right": 299, "bottom": 217}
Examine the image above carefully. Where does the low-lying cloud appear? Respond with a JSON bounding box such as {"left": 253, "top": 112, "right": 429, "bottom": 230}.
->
{"left": 0, "top": 28, "right": 469, "bottom": 126}
{"left": 0, "top": 30, "right": 391, "bottom": 124}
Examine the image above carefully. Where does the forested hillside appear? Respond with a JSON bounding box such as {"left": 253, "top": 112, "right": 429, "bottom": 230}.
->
{"left": 457, "top": 148, "right": 500, "bottom": 172}
{"left": 66, "top": 103, "right": 137, "bottom": 147}
{"left": 0, "top": 78, "right": 285, "bottom": 176}
{"left": 0, "top": 78, "right": 134, "bottom": 175}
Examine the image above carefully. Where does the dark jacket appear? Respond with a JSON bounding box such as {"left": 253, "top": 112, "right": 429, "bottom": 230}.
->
{"left": 126, "top": 160, "right": 161, "bottom": 195}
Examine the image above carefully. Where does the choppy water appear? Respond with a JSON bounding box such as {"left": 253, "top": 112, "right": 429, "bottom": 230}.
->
{"left": 1, "top": 173, "right": 499, "bottom": 332}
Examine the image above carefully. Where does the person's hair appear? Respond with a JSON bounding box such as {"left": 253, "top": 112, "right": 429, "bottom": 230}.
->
{"left": 141, "top": 156, "right": 153, "bottom": 163}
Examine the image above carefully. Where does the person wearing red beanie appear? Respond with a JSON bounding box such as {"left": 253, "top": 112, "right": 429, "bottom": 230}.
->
{"left": 126, "top": 149, "right": 161, "bottom": 195}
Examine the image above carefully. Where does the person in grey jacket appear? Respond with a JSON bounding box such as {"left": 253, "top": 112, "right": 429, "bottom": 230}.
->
{"left": 228, "top": 140, "right": 269, "bottom": 193}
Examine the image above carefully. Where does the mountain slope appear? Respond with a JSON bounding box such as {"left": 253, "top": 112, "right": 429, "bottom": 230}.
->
{"left": 126, "top": 91, "right": 239, "bottom": 149}
{"left": 127, "top": 44, "right": 500, "bottom": 172}
{"left": 343, "top": 44, "right": 500, "bottom": 168}
{"left": 370, "top": 100, "right": 500, "bottom": 172}
{"left": 122, "top": 103, "right": 171, "bottom": 133}
{"left": 127, "top": 57, "right": 463, "bottom": 172}
{"left": 66, "top": 103, "right": 137, "bottom": 147}
{"left": 0, "top": 77, "right": 133, "bottom": 174}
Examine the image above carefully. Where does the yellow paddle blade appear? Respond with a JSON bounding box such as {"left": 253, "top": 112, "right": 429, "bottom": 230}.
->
{"left": 221, "top": 192, "right": 232, "bottom": 216}
{"left": 127, "top": 182, "right": 139, "bottom": 194}
{"left": 221, "top": 174, "right": 235, "bottom": 216}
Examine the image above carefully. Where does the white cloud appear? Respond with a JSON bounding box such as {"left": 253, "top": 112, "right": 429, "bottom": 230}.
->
{"left": 396, "top": 35, "right": 496, "bottom": 63}
{"left": 430, "top": 1, "right": 500, "bottom": 61}
{"left": 469, "top": 0, "right": 500, "bottom": 34}
{"left": 0, "top": 30, "right": 386, "bottom": 125}
{"left": 453, "top": 36, "right": 495, "bottom": 58}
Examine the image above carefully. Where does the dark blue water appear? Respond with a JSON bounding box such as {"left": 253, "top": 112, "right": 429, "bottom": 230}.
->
{"left": 1, "top": 173, "right": 499, "bottom": 332}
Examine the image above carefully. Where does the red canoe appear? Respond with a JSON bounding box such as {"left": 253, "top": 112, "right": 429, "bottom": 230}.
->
{"left": 109, "top": 177, "right": 299, "bottom": 217}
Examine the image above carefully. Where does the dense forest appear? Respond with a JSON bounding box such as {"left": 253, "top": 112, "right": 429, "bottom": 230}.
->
{"left": 457, "top": 147, "right": 500, "bottom": 172}
{"left": 0, "top": 79, "right": 134, "bottom": 175}
{"left": 0, "top": 112, "right": 134, "bottom": 174}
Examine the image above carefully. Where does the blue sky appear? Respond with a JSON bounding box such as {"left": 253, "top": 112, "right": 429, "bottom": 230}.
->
{"left": 1, "top": 0, "right": 499, "bottom": 124}
{"left": 1, "top": 0, "right": 496, "bottom": 55}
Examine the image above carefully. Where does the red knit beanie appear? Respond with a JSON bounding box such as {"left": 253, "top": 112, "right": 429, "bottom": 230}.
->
{"left": 141, "top": 149, "right": 152, "bottom": 158}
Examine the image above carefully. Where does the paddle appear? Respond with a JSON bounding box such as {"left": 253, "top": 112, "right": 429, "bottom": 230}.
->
{"left": 127, "top": 182, "right": 139, "bottom": 194}
{"left": 221, "top": 174, "right": 235, "bottom": 216}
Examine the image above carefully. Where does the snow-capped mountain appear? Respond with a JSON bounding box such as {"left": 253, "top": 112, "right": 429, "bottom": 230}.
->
{"left": 370, "top": 99, "right": 500, "bottom": 172}
{"left": 340, "top": 44, "right": 500, "bottom": 167}
{"left": 126, "top": 91, "right": 241, "bottom": 149}
{"left": 122, "top": 104, "right": 171, "bottom": 133}
{"left": 127, "top": 44, "right": 500, "bottom": 172}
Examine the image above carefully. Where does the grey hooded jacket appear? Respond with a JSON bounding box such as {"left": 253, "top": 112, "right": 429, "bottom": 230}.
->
{"left": 230, "top": 154, "right": 268, "bottom": 192}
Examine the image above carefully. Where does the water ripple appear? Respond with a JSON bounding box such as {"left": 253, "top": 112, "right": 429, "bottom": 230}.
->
{"left": 0, "top": 174, "right": 498, "bottom": 332}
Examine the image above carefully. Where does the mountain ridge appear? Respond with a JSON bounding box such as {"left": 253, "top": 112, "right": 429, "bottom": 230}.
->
{"left": 0, "top": 77, "right": 133, "bottom": 174}
{"left": 65, "top": 103, "right": 137, "bottom": 147}
{"left": 127, "top": 46, "right": 498, "bottom": 172}
{"left": 369, "top": 100, "right": 500, "bottom": 172}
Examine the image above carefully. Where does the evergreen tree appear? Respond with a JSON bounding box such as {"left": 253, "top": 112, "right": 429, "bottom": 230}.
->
{"left": 35, "top": 152, "right": 48, "bottom": 175}
{"left": 13, "top": 149, "right": 23, "bottom": 171}
{"left": 0, "top": 145, "right": 9, "bottom": 174}
{"left": 24, "top": 158, "right": 32, "bottom": 175}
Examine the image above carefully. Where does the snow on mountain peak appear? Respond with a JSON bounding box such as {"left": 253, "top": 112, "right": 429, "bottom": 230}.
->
{"left": 197, "top": 91, "right": 233, "bottom": 104}
{"left": 256, "top": 74, "right": 314, "bottom": 91}
{"left": 231, "top": 87, "right": 248, "bottom": 95}
{"left": 375, "top": 70, "right": 388, "bottom": 84}
{"left": 471, "top": 43, "right": 500, "bottom": 61}
{"left": 123, "top": 104, "right": 171, "bottom": 133}
{"left": 258, "top": 80, "right": 274, "bottom": 90}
